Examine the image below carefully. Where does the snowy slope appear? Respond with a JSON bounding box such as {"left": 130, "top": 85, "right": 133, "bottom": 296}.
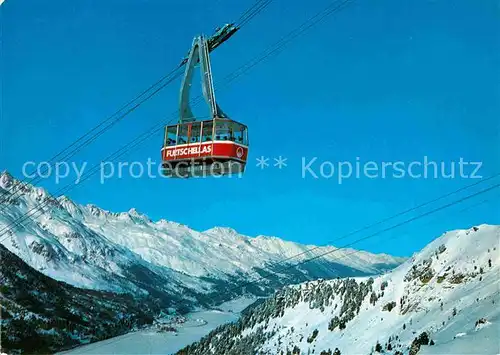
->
{"left": 0, "top": 243, "right": 163, "bottom": 354}
{"left": 178, "top": 224, "right": 500, "bottom": 355}
{"left": 0, "top": 171, "right": 403, "bottom": 303}
{"left": 60, "top": 297, "right": 259, "bottom": 355}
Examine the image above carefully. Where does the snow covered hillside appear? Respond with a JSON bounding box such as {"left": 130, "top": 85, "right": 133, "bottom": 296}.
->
{"left": 0, "top": 243, "right": 163, "bottom": 354}
{"left": 178, "top": 224, "right": 500, "bottom": 355}
{"left": 0, "top": 171, "right": 403, "bottom": 306}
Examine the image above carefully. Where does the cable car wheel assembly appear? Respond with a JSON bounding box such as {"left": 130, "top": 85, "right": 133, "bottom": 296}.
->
{"left": 161, "top": 24, "right": 249, "bottom": 178}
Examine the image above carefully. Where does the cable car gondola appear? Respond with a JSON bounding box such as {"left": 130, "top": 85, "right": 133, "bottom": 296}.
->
{"left": 161, "top": 26, "right": 248, "bottom": 178}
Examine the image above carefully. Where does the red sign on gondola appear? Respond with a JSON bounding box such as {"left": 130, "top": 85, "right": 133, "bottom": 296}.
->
{"left": 162, "top": 142, "right": 248, "bottom": 162}
{"left": 165, "top": 145, "right": 212, "bottom": 158}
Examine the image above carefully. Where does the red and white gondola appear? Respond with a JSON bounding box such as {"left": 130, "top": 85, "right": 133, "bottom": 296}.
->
{"left": 161, "top": 24, "right": 248, "bottom": 178}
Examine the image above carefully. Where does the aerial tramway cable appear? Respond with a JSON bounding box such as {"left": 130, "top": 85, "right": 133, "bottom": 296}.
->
{"left": 0, "top": 67, "right": 182, "bottom": 210}
{"left": 1, "top": 0, "right": 496, "bottom": 344}
{"left": 0, "top": 0, "right": 275, "bottom": 207}
{"left": 0, "top": 0, "right": 352, "bottom": 236}
{"left": 1, "top": 8, "right": 499, "bottom": 316}
{"left": 205, "top": 181, "right": 500, "bottom": 306}
{"left": 49, "top": 180, "right": 499, "bottom": 352}
{"left": 237, "top": 0, "right": 273, "bottom": 27}
{"left": 266, "top": 173, "right": 500, "bottom": 268}
{"left": 2, "top": 0, "right": 495, "bottom": 282}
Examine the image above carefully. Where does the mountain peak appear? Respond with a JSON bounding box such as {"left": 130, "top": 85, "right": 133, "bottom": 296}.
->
{"left": 254, "top": 234, "right": 281, "bottom": 241}
{"left": 181, "top": 224, "right": 500, "bottom": 355}
{"left": 57, "top": 195, "right": 82, "bottom": 217}
{"left": 0, "top": 170, "right": 12, "bottom": 178}
{"left": 0, "top": 172, "right": 406, "bottom": 301}
{"left": 128, "top": 207, "right": 142, "bottom": 217}
{"left": 127, "top": 208, "right": 152, "bottom": 223}
{"left": 85, "top": 204, "right": 109, "bottom": 217}
{"left": 57, "top": 195, "right": 70, "bottom": 202}
{"left": 204, "top": 226, "right": 240, "bottom": 236}
{"left": 155, "top": 219, "right": 185, "bottom": 227}
{"left": 0, "top": 170, "right": 14, "bottom": 189}
{"left": 0, "top": 171, "right": 49, "bottom": 201}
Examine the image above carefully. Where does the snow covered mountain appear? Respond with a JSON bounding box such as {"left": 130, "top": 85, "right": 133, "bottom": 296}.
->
{"left": 0, "top": 171, "right": 403, "bottom": 307}
{"left": 0, "top": 243, "right": 163, "bottom": 354}
{"left": 178, "top": 224, "right": 500, "bottom": 355}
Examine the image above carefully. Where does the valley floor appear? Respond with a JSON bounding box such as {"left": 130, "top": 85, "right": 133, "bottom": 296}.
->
{"left": 58, "top": 297, "right": 257, "bottom": 355}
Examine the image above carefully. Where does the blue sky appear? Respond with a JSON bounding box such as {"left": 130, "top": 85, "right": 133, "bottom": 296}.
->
{"left": 2, "top": 0, "right": 499, "bottom": 257}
